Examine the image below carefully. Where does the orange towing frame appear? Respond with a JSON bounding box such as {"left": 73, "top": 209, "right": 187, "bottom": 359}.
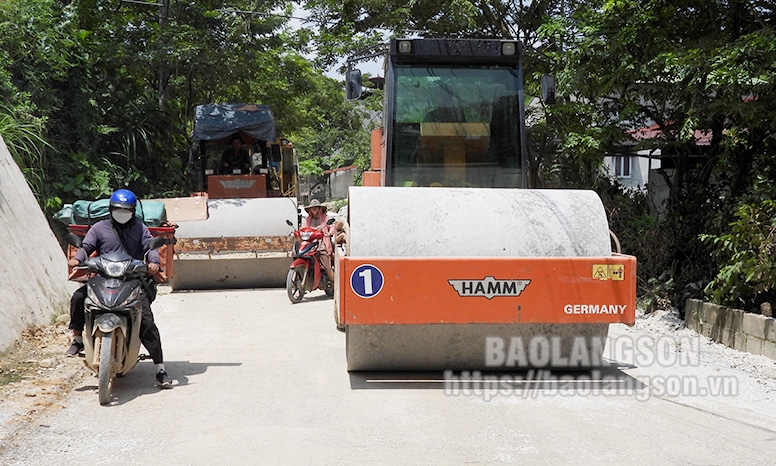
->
{"left": 338, "top": 254, "right": 636, "bottom": 326}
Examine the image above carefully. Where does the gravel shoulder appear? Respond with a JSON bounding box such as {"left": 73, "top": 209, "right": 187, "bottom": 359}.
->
{"left": 0, "top": 321, "right": 90, "bottom": 451}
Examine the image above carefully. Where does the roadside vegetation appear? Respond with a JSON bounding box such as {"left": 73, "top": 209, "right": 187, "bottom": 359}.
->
{"left": 1, "top": 0, "right": 775, "bottom": 314}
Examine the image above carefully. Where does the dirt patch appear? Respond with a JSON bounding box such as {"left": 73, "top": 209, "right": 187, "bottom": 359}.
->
{"left": 0, "top": 321, "right": 90, "bottom": 449}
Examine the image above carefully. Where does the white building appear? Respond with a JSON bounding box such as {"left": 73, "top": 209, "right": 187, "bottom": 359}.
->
{"left": 604, "top": 123, "right": 711, "bottom": 216}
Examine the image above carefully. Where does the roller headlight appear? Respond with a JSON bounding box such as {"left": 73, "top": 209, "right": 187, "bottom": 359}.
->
{"left": 300, "top": 231, "right": 313, "bottom": 241}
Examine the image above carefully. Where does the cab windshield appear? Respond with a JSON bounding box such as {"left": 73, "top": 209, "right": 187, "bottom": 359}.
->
{"left": 388, "top": 65, "right": 523, "bottom": 188}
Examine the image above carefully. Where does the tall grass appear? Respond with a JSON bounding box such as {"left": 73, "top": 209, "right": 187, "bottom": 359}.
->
{"left": 0, "top": 106, "right": 54, "bottom": 205}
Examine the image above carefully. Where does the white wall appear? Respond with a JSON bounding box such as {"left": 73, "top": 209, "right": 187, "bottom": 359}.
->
{"left": 329, "top": 167, "right": 357, "bottom": 199}
{"left": 0, "top": 136, "right": 75, "bottom": 353}
{"left": 604, "top": 151, "right": 660, "bottom": 192}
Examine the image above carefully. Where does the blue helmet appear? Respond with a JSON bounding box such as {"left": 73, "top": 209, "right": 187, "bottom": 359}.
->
{"left": 109, "top": 189, "right": 137, "bottom": 210}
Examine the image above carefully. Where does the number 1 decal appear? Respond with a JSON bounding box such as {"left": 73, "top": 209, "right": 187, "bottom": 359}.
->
{"left": 350, "top": 264, "right": 384, "bottom": 298}
{"left": 358, "top": 268, "right": 374, "bottom": 295}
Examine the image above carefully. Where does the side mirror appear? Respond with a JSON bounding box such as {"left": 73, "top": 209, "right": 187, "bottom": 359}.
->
{"left": 541, "top": 75, "right": 556, "bottom": 105}
{"left": 346, "top": 69, "right": 363, "bottom": 101}
{"left": 146, "top": 236, "right": 166, "bottom": 251}
{"left": 65, "top": 233, "right": 83, "bottom": 248}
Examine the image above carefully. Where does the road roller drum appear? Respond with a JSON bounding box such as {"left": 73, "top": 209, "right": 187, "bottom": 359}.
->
{"left": 171, "top": 197, "right": 299, "bottom": 290}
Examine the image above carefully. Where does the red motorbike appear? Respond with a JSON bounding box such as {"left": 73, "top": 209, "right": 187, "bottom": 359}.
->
{"left": 286, "top": 218, "right": 336, "bottom": 303}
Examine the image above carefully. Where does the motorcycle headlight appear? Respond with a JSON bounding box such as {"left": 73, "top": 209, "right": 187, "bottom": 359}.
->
{"left": 102, "top": 258, "right": 130, "bottom": 278}
{"left": 119, "top": 286, "right": 142, "bottom": 308}
{"left": 300, "top": 231, "right": 313, "bottom": 241}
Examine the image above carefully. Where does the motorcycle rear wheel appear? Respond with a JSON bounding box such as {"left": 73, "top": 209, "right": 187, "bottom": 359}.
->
{"left": 287, "top": 268, "right": 306, "bottom": 303}
{"left": 98, "top": 332, "right": 114, "bottom": 405}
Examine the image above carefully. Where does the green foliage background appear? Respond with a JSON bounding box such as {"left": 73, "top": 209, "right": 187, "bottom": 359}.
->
{"left": 0, "top": 0, "right": 371, "bottom": 209}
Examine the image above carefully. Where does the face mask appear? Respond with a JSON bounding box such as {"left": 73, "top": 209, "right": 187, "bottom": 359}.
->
{"left": 111, "top": 209, "right": 133, "bottom": 224}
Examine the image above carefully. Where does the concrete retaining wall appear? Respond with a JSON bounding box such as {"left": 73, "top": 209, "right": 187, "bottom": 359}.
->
{"left": 0, "top": 136, "right": 74, "bottom": 353}
{"left": 685, "top": 299, "right": 776, "bottom": 360}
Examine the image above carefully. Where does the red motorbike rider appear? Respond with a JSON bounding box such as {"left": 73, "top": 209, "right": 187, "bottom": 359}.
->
{"left": 302, "top": 199, "right": 335, "bottom": 283}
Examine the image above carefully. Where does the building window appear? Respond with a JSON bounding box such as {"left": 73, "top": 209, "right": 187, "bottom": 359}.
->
{"left": 614, "top": 155, "right": 631, "bottom": 178}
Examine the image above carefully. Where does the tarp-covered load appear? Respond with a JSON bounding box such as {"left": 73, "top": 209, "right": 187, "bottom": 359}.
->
{"left": 193, "top": 103, "right": 276, "bottom": 142}
{"left": 54, "top": 199, "right": 167, "bottom": 227}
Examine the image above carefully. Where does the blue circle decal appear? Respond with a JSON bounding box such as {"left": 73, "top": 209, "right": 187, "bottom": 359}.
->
{"left": 350, "top": 264, "right": 384, "bottom": 298}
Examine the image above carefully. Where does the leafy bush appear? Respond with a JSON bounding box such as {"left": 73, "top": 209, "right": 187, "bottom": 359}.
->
{"left": 700, "top": 200, "right": 776, "bottom": 311}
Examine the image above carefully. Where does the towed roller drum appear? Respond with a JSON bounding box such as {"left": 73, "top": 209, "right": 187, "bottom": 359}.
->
{"left": 171, "top": 197, "right": 298, "bottom": 290}
{"left": 345, "top": 187, "right": 613, "bottom": 371}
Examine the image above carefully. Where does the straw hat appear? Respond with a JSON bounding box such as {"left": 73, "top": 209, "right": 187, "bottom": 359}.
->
{"left": 304, "top": 199, "right": 327, "bottom": 213}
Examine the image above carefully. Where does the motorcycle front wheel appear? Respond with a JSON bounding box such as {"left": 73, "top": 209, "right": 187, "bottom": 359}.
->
{"left": 287, "top": 267, "right": 306, "bottom": 303}
{"left": 98, "top": 332, "right": 114, "bottom": 405}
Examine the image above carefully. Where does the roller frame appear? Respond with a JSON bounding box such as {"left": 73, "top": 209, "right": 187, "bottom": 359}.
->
{"left": 337, "top": 254, "right": 636, "bottom": 371}
{"left": 338, "top": 255, "right": 635, "bottom": 326}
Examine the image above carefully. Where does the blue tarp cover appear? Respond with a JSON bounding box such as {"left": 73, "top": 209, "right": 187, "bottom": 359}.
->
{"left": 193, "top": 103, "right": 276, "bottom": 142}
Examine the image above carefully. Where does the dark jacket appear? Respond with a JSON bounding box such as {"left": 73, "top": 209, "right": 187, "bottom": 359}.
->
{"left": 74, "top": 218, "right": 160, "bottom": 265}
{"left": 220, "top": 148, "right": 251, "bottom": 174}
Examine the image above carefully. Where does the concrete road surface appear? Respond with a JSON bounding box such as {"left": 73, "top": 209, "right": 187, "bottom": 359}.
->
{"left": 2, "top": 288, "right": 775, "bottom": 465}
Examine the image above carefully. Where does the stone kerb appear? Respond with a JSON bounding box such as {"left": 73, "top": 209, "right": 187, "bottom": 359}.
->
{"left": 686, "top": 299, "right": 776, "bottom": 360}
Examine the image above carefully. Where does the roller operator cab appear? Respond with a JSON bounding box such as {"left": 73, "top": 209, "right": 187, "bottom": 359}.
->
{"left": 340, "top": 38, "right": 637, "bottom": 372}
{"left": 352, "top": 38, "right": 529, "bottom": 188}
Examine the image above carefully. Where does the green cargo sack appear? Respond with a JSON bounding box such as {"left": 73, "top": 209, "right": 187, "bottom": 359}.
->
{"left": 71, "top": 199, "right": 110, "bottom": 225}
{"left": 136, "top": 201, "right": 166, "bottom": 227}
{"left": 68, "top": 199, "right": 167, "bottom": 227}
{"left": 53, "top": 204, "right": 74, "bottom": 225}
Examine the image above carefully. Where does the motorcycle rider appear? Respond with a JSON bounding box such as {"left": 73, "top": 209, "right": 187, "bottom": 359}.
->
{"left": 303, "top": 199, "right": 335, "bottom": 282}
{"left": 64, "top": 189, "right": 172, "bottom": 388}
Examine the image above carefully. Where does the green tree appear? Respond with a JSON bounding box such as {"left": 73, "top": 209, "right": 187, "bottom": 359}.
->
{"left": 1, "top": 0, "right": 370, "bottom": 210}
{"left": 701, "top": 199, "right": 776, "bottom": 310}
{"left": 0, "top": 0, "right": 84, "bottom": 206}
{"left": 539, "top": 1, "right": 776, "bottom": 308}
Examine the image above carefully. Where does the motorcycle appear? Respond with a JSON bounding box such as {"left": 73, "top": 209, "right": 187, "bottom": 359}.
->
{"left": 66, "top": 233, "right": 165, "bottom": 405}
{"left": 286, "top": 218, "right": 336, "bottom": 303}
